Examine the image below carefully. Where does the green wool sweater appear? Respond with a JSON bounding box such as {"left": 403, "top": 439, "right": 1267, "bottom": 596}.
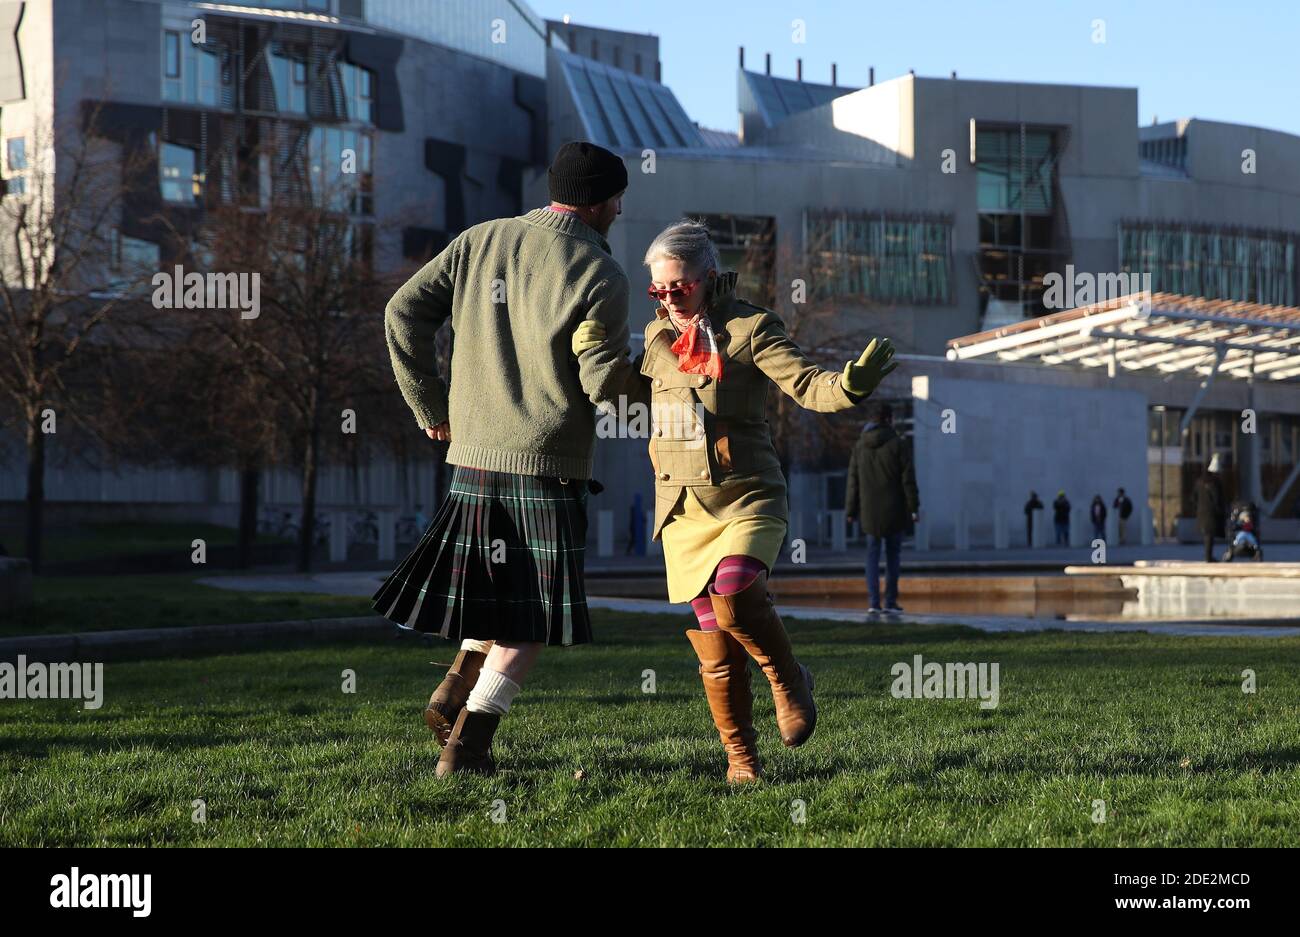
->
{"left": 384, "top": 208, "right": 641, "bottom": 479}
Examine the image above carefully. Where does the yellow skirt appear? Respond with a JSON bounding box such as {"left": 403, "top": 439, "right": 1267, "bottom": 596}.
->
{"left": 660, "top": 487, "right": 787, "bottom": 603}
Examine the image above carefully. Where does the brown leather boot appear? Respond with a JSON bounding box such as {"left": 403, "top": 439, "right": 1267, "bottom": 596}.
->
{"left": 424, "top": 645, "right": 492, "bottom": 745}
{"left": 711, "top": 572, "right": 816, "bottom": 748}
{"left": 686, "top": 629, "right": 762, "bottom": 783}
{"left": 435, "top": 709, "right": 500, "bottom": 778}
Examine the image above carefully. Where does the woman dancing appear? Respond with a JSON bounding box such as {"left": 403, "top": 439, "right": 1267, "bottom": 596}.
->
{"left": 574, "top": 221, "right": 895, "bottom": 781}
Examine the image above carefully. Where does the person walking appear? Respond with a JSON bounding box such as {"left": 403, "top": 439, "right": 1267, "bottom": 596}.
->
{"left": 1090, "top": 494, "right": 1107, "bottom": 542}
{"left": 1113, "top": 487, "right": 1133, "bottom": 545}
{"left": 1053, "top": 490, "right": 1071, "bottom": 545}
{"left": 574, "top": 220, "right": 895, "bottom": 782}
{"left": 626, "top": 491, "right": 647, "bottom": 556}
{"left": 1024, "top": 490, "right": 1044, "bottom": 547}
{"left": 1197, "top": 454, "right": 1227, "bottom": 562}
{"left": 373, "top": 141, "right": 642, "bottom": 777}
{"left": 845, "top": 401, "right": 919, "bottom": 615}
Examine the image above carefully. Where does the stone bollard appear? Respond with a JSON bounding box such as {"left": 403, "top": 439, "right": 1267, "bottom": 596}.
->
{"left": 830, "top": 509, "right": 846, "bottom": 552}
{"left": 1031, "top": 510, "right": 1047, "bottom": 549}
{"left": 329, "top": 511, "right": 348, "bottom": 564}
{"left": 597, "top": 509, "right": 613, "bottom": 558}
{"left": 914, "top": 515, "right": 930, "bottom": 550}
{"left": 1070, "top": 507, "right": 1088, "bottom": 548}
{"left": 994, "top": 510, "right": 1009, "bottom": 549}
{"left": 377, "top": 510, "right": 396, "bottom": 562}
{"left": 1140, "top": 505, "right": 1155, "bottom": 546}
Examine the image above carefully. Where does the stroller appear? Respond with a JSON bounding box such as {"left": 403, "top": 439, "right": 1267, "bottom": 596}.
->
{"left": 1222, "top": 500, "right": 1264, "bottom": 562}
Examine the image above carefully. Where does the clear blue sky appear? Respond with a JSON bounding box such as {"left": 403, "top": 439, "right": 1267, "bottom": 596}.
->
{"left": 535, "top": 0, "right": 1300, "bottom": 136}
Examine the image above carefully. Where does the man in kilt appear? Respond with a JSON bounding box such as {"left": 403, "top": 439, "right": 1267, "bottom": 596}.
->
{"left": 374, "top": 142, "right": 641, "bottom": 777}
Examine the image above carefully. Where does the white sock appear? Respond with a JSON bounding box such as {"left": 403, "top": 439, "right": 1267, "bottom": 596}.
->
{"left": 465, "top": 669, "right": 521, "bottom": 716}
{"left": 460, "top": 639, "right": 493, "bottom": 655}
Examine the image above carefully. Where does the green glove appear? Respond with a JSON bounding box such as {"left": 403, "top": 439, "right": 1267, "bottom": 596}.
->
{"left": 572, "top": 320, "right": 606, "bottom": 355}
{"left": 842, "top": 337, "right": 897, "bottom": 396}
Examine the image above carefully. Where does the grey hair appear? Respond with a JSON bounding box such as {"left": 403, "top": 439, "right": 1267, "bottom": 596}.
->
{"left": 643, "top": 220, "right": 720, "bottom": 276}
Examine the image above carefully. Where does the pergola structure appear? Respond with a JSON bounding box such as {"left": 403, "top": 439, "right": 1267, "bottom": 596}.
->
{"left": 945, "top": 291, "right": 1300, "bottom": 512}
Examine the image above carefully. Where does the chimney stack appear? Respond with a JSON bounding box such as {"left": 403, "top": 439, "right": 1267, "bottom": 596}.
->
{"left": 831, "top": 62, "right": 837, "bottom": 86}
{"left": 739, "top": 46, "right": 744, "bottom": 68}
{"left": 765, "top": 52, "right": 771, "bottom": 75}
{"left": 796, "top": 58, "right": 802, "bottom": 81}
{"left": 869, "top": 66, "right": 875, "bottom": 86}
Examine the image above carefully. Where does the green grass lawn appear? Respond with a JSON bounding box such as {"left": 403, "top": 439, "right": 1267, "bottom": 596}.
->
{"left": 3, "top": 574, "right": 375, "bottom": 637}
{"left": 3, "top": 612, "right": 1299, "bottom": 846}
{"left": 0, "top": 522, "right": 265, "bottom": 565}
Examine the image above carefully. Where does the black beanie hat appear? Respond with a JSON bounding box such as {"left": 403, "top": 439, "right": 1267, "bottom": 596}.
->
{"left": 547, "top": 141, "right": 628, "bottom": 207}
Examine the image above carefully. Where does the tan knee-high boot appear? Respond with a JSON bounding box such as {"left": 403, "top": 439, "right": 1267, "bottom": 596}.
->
{"left": 710, "top": 572, "right": 816, "bottom": 747}
{"left": 425, "top": 643, "right": 494, "bottom": 745}
{"left": 685, "top": 629, "right": 762, "bottom": 783}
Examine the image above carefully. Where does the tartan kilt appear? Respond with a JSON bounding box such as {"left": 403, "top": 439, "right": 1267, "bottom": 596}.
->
{"left": 372, "top": 466, "right": 592, "bottom": 647}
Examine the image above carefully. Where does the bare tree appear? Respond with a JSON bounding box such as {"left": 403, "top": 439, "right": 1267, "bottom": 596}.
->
{"left": 759, "top": 225, "right": 894, "bottom": 476}
{"left": 195, "top": 173, "right": 394, "bottom": 571}
{"left": 0, "top": 108, "right": 154, "bottom": 572}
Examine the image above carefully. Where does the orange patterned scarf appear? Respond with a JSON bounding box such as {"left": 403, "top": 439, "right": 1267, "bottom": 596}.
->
{"left": 667, "top": 311, "right": 724, "bottom": 380}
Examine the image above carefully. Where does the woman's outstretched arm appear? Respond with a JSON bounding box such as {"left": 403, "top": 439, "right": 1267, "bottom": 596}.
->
{"left": 750, "top": 311, "right": 894, "bottom": 412}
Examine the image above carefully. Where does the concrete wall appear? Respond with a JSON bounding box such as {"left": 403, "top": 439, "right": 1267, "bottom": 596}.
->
{"left": 911, "top": 371, "right": 1149, "bottom": 548}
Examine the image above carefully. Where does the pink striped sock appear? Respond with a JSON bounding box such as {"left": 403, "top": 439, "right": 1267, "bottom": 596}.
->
{"left": 690, "top": 595, "right": 718, "bottom": 631}
{"left": 712, "top": 554, "right": 766, "bottom": 596}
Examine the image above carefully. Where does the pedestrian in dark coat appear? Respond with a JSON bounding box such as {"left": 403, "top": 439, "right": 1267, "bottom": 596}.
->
{"left": 1090, "top": 495, "right": 1107, "bottom": 542}
{"left": 845, "top": 401, "right": 919, "bottom": 613}
{"left": 1024, "top": 491, "right": 1043, "bottom": 546}
{"left": 1197, "top": 455, "right": 1227, "bottom": 562}
{"left": 1112, "top": 488, "right": 1134, "bottom": 544}
{"left": 1052, "top": 491, "right": 1071, "bottom": 545}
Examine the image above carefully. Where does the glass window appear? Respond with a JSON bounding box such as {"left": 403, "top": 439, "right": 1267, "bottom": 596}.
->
{"left": 340, "top": 62, "right": 372, "bottom": 123}
{"left": 160, "top": 142, "right": 200, "bottom": 204}
{"left": 162, "top": 32, "right": 226, "bottom": 107}
{"left": 165, "top": 32, "right": 181, "bottom": 79}
{"left": 4, "top": 137, "right": 27, "bottom": 196}
{"left": 269, "top": 50, "right": 309, "bottom": 113}
{"left": 1120, "top": 222, "right": 1299, "bottom": 307}
{"left": 107, "top": 232, "right": 161, "bottom": 292}
{"left": 6, "top": 137, "right": 25, "bottom": 171}
{"left": 804, "top": 210, "right": 952, "bottom": 305}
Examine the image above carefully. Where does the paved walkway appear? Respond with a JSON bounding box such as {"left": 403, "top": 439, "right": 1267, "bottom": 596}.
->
{"left": 597, "top": 541, "right": 1300, "bottom": 575}
{"left": 195, "top": 571, "right": 1300, "bottom": 638}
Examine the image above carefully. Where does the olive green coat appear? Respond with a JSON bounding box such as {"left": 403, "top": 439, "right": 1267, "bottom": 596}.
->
{"left": 633, "top": 273, "right": 863, "bottom": 539}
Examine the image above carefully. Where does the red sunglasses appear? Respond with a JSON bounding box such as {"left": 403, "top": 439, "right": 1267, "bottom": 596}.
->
{"left": 647, "top": 279, "right": 701, "bottom": 302}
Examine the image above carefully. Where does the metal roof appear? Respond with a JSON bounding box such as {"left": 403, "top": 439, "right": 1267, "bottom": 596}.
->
{"left": 945, "top": 292, "right": 1300, "bottom": 382}
{"left": 739, "top": 69, "right": 855, "bottom": 127}
{"left": 555, "top": 49, "right": 704, "bottom": 149}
